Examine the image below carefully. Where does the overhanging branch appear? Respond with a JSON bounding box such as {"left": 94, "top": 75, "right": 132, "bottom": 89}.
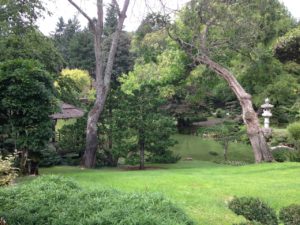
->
{"left": 67, "top": 0, "right": 95, "bottom": 31}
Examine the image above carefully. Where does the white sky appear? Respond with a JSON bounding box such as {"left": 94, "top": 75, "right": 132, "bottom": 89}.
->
{"left": 37, "top": 0, "right": 300, "bottom": 36}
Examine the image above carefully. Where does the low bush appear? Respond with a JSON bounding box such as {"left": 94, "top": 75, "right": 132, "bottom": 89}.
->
{"left": 271, "top": 147, "right": 292, "bottom": 162}
{"left": 0, "top": 154, "right": 18, "bottom": 186}
{"left": 279, "top": 204, "right": 300, "bottom": 225}
{"left": 0, "top": 176, "right": 194, "bottom": 225}
{"left": 228, "top": 197, "right": 278, "bottom": 225}
{"left": 39, "top": 144, "right": 61, "bottom": 167}
{"left": 209, "top": 151, "right": 219, "bottom": 156}
{"left": 216, "top": 108, "right": 226, "bottom": 118}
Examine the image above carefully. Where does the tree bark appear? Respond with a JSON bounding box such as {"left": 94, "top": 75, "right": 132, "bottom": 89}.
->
{"left": 197, "top": 56, "right": 273, "bottom": 163}
{"left": 139, "top": 130, "right": 145, "bottom": 170}
{"left": 82, "top": 86, "right": 108, "bottom": 167}
{"left": 68, "top": 0, "right": 130, "bottom": 168}
{"left": 139, "top": 143, "right": 145, "bottom": 170}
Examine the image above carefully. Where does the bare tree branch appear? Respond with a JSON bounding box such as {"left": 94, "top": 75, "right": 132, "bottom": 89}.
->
{"left": 96, "top": 0, "right": 104, "bottom": 33}
{"left": 104, "top": 0, "right": 130, "bottom": 86}
{"left": 67, "top": 0, "right": 95, "bottom": 31}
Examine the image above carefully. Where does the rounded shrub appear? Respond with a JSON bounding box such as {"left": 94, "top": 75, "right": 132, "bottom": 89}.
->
{"left": 228, "top": 197, "right": 278, "bottom": 225}
{"left": 0, "top": 175, "right": 194, "bottom": 225}
{"left": 279, "top": 204, "right": 300, "bottom": 225}
{"left": 272, "top": 148, "right": 289, "bottom": 162}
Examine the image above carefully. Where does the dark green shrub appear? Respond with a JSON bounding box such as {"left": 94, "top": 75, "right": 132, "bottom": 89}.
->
{"left": 60, "top": 153, "right": 81, "bottom": 166}
{"left": 209, "top": 151, "right": 219, "bottom": 156}
{"left": 216, "top": 108, "right": 226, "bottom": 118}
{"left": 279, "top": 204, "right": 300, "bottom": 225}
{"left": 0, "top": 176, "right": 195, "bottom": 225}
{"left": 272, "top": 148, "right": 290, "bottom": 162}
{"left": 58, "top": 117, "right": 86, "bottom": 156}
{"left": 39, "top": 144, "right": 61, "bottom": 167}
{"left": 125, "top": 152, "right": 140, "bottom": 165}
{"left": 228, "top": 197, "right": 278, "bottom": 225}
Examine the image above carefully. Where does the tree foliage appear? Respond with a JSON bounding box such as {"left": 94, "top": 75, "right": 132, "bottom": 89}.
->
{"left": 274, "top": 26, "right": 300, "bottom": 64}
{"left": 0, "top": 0, "right": 46, "bottom": 35}
{"left": 0, "top": 59, "right": 56, "bottom": 174}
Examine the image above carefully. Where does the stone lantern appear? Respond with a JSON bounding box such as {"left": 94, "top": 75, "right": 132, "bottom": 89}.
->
{"left": 261, "top": 98, "right": 273, "bottom": 138}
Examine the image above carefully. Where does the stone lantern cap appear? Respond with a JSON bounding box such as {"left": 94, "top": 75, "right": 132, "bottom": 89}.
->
{"left": 261, "top": 98, "right": 274, "bottom": 109}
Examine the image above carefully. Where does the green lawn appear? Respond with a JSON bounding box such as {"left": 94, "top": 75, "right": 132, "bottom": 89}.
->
{"left": 39, "top": 135, "right": 300, "bottom": 225}
{"left": 15, "top": 135, "right": 300, "bottom": 225}
{"left": 41, "top": 162, "right": 300, "bottom": 225}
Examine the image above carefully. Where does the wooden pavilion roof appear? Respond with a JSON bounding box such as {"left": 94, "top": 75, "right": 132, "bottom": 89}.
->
{"left": 50, "top": 103, "right": 84, "bottom": 120}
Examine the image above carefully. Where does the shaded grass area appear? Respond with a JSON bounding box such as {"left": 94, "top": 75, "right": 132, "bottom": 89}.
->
{"left": 41, "top": 162, "right": 300, "bottom": 225}
{"left": 171, "top": 134, "right": 254, "bottom": 162}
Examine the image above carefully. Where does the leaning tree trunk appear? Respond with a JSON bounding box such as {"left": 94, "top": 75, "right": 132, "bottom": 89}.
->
{"left": 198, "top": 56, "right": 273, "bottom": 163}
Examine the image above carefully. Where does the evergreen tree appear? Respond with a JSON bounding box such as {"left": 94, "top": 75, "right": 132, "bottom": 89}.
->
{"left": 0, "top": 59, "right": 56, "bottom": 175}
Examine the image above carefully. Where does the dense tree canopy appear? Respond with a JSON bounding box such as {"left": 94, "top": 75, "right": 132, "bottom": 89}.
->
{"left": 274, "top": 26, "right": 300, "bottom": 64}
{"left": 0, "top": 59, "right": 56, "bottom": 174}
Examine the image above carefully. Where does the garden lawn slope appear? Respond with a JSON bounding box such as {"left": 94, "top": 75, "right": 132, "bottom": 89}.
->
{"left": 40, "top": 162, "right": 300, "bottom": 225}
{"left": 171, "top": 134, "right": 254, "bottom": 162}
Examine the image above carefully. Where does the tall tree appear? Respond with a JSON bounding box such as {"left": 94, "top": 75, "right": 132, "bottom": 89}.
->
{"left": 67, "top": 0, "right": 130, "bottom": 168}
{"left": 167, "top": 0, "right": 293, "bottom": 162}
{"left": 0, "top": 59, "right": 56, "bottom": 175}
{"left": 0, "top": 0, "right": 64, "bottom": 73}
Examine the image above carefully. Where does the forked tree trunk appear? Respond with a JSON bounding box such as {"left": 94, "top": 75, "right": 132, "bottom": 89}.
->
{"left": 68, "top": 0, "right": 130, "bottom": 168}
{"left": 198, "top": 56, "right": 273, "bottom": 163}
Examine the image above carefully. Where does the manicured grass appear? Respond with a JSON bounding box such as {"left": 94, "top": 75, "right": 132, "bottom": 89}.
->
{"left": 18, "top": 135, "right": 299, "bottom": 224}
{"left": 41, "top": 162, "right": 300, "bottom": 225}
{"left": 171, "top": 134, "right": 254, "bottom": 162}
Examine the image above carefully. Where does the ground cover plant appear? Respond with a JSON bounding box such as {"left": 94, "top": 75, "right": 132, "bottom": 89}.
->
{"left": 228, "top": 197, "right": 278, "bottom": 225}
{"left": 279, "top": 204, "right": 300, "bottom": 225}
{"left": 0, "top": 176, "right": 194, "bottom": 225}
